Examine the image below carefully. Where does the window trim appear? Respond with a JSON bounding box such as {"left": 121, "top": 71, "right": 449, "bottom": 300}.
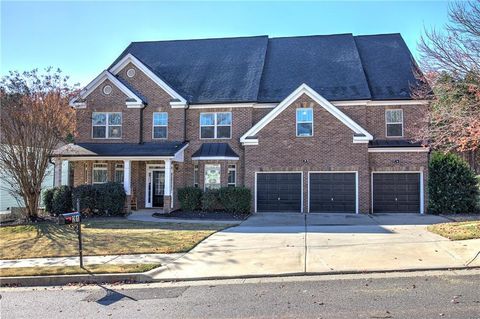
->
{"left": 114, "top": 163, "right": 124, "bottom": 184}
{"left": 152, "top": 112, "right": 168, "bottom": 139}
{"left": 204, "top": 164, "right": 221, "bottom": 190}
{"left": 227, "top": 164, "right": 236, "bottom": 187}
{"left": 92, "top": 163, "right": 108, "bottom": 184}
{"left": 296, "top": 108, "right": 314, "bottom": 137}
{"left": 92, "top": 112, "right": 122, "bottom": 139}
{"left": 199, "top": 112, "right": 232, "bottom": 139}
{"left": 385, "top": 109, "right": 404, "bottom": 138}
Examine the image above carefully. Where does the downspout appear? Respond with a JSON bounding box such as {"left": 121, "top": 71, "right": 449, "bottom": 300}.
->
{"left": 139, "top": 105, "right": 145, "bottom": 144}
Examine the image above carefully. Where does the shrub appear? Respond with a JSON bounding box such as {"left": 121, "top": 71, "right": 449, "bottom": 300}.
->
{"left": 72, "top": 184, "right": 96, "bottom": 215}
{"left": 177, "top": 187, "right": 203, "bottom": 211}
{"left": 94, "top": 182, "right": 126, "bottom": 216}
{"left": 428, "top": 152, "right": 479, "bottom": 214}
{"left": 51, "top": 186, "right": 72, "bottom": 215}
{"left": 43, "top": 188, "right": 54, "bottom": 214}
{"left": 202, "top": 189, "right": 221, "bottom": 212}
{"left": 218, "top": 187, "right": 251, "bottom": 214}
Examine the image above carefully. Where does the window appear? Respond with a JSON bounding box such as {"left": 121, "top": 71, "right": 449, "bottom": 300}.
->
{"left": 153, "top": 112, "right": 168, "bottom": 139}
{"left": 92, "top": 112, "right": 122, "bottom": 139}
{"left": 227, "top": 165, "right": 236, "bottom": 187}
{"left": 200, "top": 112, "right": 232, "bottom": 139}
{"left": 296, "top": 108, "right": 313, "bottom": 137}
{"left": 193, "top": 164, "right": 199, "bottom": 188}
{"left": 204, "top": 164, "right": 221, "bottom": 190}
{"left": 386, "top": 109, "right": 403, "bottom": 137}
{"left": 93, "top": 163, "right": 108, "bottom": 184}
{"left": 114, "top": 163, "right": 124, "bottom": 184}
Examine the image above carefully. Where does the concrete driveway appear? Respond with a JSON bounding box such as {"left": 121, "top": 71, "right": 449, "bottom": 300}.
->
{"left": 151, "top": 213, "right": 480, "bottom": 280}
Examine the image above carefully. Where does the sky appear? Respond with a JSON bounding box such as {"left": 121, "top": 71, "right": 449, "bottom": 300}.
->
{"left": 1, "top": 1, "right": 450, "bottom": 86}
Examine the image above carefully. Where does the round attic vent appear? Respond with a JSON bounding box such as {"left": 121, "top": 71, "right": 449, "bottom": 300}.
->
{"left": 127, "top": 68, "right": 136, "bottom": 78}
{"left": 103, "top": 85, "right": 112, "bottom": 95}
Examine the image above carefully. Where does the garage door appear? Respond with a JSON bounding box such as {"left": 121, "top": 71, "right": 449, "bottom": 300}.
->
{"left": 373, "top": 173, "right": 420, "bottom": 213}
{"left": 309, "top": 173, "right": 356, "bottom": 213}
{"left": 256, "top": 173, "right": 302, "bottom": 212}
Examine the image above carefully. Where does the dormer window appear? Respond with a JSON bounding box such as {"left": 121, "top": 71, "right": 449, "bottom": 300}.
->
{"left": 296, "top": 108, "right": 313, "bottom": 137}
{"left": 386, "top": 109, "right": 403, "bottom": 137}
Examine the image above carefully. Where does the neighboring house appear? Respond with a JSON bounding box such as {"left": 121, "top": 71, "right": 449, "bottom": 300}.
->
{"left": 54, "top": 33, "right": 430, "bottom": 214}
{"left": 0, "top": 161, "right": 69, "bottom": 213}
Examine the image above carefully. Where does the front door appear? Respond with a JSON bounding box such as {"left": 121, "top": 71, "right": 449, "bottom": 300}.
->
{"left": 146, "top": 167, "right": 165, "bottom": 208}
{"left": 152, "top": 170, "right": 165, "bottom": 207}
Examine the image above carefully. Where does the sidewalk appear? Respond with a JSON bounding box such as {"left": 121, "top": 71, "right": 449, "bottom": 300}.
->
{"left": 0, "top": 253, "right": 183, "bottom": 268}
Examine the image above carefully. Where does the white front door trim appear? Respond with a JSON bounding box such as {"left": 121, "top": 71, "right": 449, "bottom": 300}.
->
{"left": 145, "top": 164, "right": 165, "bottom": 208}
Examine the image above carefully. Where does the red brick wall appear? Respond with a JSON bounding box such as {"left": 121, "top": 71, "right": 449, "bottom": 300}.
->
{"left": 244, "top": 94, "right": 370, "bottom": 213}
{"left": 366, "top": 104, "right": 428, "bottom": 140}
{"left": 116, "top": 63, "right": 185, "bottom": 142}
{"left": 75, "top": 79, "right": 141, "bottom": 143}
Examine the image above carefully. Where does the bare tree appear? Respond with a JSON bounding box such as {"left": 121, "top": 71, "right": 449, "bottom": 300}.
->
{"left": 0, "top": 68, "right": 76, "bottom": 221}
{"left": 416, "top": 1, "right": 480, "bottom": 171}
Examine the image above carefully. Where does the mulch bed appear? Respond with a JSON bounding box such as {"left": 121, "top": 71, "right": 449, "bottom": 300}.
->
{"left": 153, "top": 210, "right": 250, "bottom": 221}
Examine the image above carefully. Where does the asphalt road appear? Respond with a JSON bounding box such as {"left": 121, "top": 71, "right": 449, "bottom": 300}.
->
{"left": 1, "top": 270, "right": 479, "bottom": 319}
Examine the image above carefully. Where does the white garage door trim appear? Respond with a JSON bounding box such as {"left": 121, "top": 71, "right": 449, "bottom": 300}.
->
{"left": 371, "top": 171, "right": 424, "bottom": 214}
{"left": 254, "top": 171, "right": 303, "bottom": 213}
{"left": 307, "top": 171, "right": 359, "bottom": 214}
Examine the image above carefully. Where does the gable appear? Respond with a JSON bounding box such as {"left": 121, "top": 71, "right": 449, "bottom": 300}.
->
{"left": 70, "top": 71, "right": 144, "bottom": 109}
{"left": 240, "top": 84, "right": 373, "bottom": 145}
{"left": 109, "top": 53, "right": 188, "bottom": 108}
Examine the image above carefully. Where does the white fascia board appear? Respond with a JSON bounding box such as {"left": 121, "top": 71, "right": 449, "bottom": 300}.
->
{"left": 368, "top": 147, "right": 430, "bottom": 153}
{"left": 189, "top": 103, "right": 256, "bottom": 109}
{"left": 173, "top": 143, "right": 189, "bottom": 162}
{"left": 240, "top": 83, "right": 373, "bottom": 145}
{"left": 366, "top": 100, "right": 429, "bottom": 106}
{"left": 58, "top": 156, "right": 175, "bottom": 161}
{"left": 69, "top": 70, "right": 144, "bottom": 108}
{"left": 109, "top": 53, "right": 187, "bottom": 106}
{"left": 191, "top": 156, "right": 240, "bottom": 161}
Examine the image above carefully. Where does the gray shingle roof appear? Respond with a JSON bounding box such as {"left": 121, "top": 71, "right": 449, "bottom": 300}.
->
{"left": 192, "top": 143, "right": 239, "bottom": 159}
{"left": 111, "top": 33, "right": 424, "bottom": 103}
{"left": 54, "top": 142, "right": 187, "bottom": 157}
{"left": 368, "top": 139, "right": 424, "bottom": 148}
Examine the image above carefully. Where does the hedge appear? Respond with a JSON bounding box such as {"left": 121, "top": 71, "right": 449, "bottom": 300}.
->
{"left": 202, "top": 189, "right": 221, "bottom": 212}
{"left": 428, "top": 152, "right": 479, "bottom": 214}
{"left": 45, "top": 183, "right": 126, "bottom": 217}
{"left": 218, "top": 187, "right": 251, "bottom": 214}
{"left": 43, "top": 188, "right": 54, "bottom": 214}
{"left": 51, "top": 186, "right": 72, "bottom": 215}
{"left": 177, "top": 186, "right": 252, "bottom": 214}
{"left": 177, "top": 187, "right": 202, "bottom": 211}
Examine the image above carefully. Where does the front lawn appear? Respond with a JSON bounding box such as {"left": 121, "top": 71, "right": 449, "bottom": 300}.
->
{"left": 428, "top": 221, "right": 480, "bottom": 240}
{"left": 0, "top": 219, "right": 228, "bottom": 259}
{"left": 0, "top": 263, "right": 158, "bottom": 277}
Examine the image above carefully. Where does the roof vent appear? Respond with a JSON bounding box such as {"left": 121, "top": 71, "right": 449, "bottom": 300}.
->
{"left": 127, "top": 68, "right": 136, "bottom": 78}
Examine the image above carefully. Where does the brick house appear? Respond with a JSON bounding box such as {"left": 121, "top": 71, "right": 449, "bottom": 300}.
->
{"left": 54, "top": 33, "right": 430, "bottom": 214}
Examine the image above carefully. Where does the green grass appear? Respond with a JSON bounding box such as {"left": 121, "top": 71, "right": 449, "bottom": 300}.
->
{"left": 0, "top": 219, "right": 227, "bottom": 259}
{"left": 428, "top": 221, "right": 480, "bottom": 240}
{"left": 0, "top": 263, "right": 159, "bottom": 277}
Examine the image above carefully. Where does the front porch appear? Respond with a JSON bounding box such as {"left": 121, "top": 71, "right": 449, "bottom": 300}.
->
{"left": 53, "top": 142, "right": 188, "bottom": 212}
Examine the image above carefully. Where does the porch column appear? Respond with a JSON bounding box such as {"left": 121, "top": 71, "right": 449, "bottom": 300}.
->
{"left": 164, "top": 159, "right": 172, "bottom": 197}
{"left": 123, "top": 160, "right": 131, "bottom": 195}
{"left": 54, "top": 159, "right": 62, "bottom": 187}
{"left": 164, "top": 159, "right": 172, "bottom": 212}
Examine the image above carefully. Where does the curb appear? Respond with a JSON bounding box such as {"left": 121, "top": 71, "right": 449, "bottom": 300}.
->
{"left": 0, "top": 272, "right": 152, "bottom": 287}
{"left": 3, "top": 265, "right": 479, "bottom": 287}
{"left": 148, "top": 265, "right": 480, "bottom": 283}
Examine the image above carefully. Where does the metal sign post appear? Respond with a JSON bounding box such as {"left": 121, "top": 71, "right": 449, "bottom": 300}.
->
{"left": 58, "top": 198, "right": 83, "bottom": 268}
